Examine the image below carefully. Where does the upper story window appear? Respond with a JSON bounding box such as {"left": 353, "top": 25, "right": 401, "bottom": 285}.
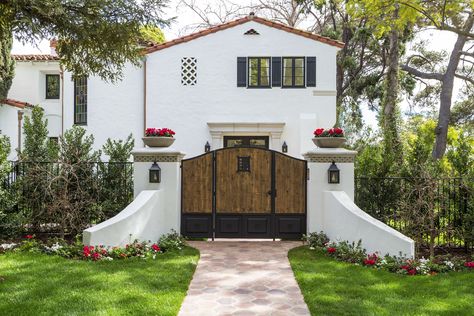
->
{"left": 237, "top": 56, "right": 316, "bottom": 88}
{"left": 45, "top": 74, "right": 60, "bottom": 99}
{"left": 248, "top": 57, "right": 270, "bottom": 88}
{"left": 74, "top": 76, "right": 87, "bottom": 125}
{"left": 283, "top": 57, "right": 305, "bottom": 88}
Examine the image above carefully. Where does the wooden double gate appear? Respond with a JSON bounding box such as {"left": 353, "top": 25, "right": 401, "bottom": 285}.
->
{"left": 181, "top": 147, "right": 307, "bottom": 239}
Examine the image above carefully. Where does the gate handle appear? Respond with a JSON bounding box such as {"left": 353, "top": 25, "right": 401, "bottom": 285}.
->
{"left": 267, "top": 190, "right": 277, "bottom": 197}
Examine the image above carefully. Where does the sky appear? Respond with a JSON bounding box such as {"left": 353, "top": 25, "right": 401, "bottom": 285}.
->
{"left": 11, "top": 0, "right": 462, "bottom": 129}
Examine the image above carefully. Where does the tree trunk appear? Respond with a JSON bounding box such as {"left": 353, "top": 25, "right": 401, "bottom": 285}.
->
{"left": 335, "top": 14, "right": 351, "bottom": 127}
{"left": 380, "top": 7, "right": 402, "bottom": 172}
{"left": 0, "top": 25, "right": 15, "bottom": 100}
{"left": 432, "top": 15, "right": 474, "bottom": 159}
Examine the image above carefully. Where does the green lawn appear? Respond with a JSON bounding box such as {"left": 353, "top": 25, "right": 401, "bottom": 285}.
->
{"left": 0, "top": 247, "right": 199, "bottom": 316}
{"left": 289, "top": 247, "right": 474, "bottom": 316}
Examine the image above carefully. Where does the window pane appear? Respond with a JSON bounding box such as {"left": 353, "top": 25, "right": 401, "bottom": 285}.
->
{"left": 260, "top": 66, "right": 270, "bottom": 86}
{"left": 295, "top": 76, "right": 304, "bottom": 86}
{"left": 227, "top": 139, "right": 243, "bottom": 147}
{"left": 283, "top": 58, "right": 293, "bottom": 68}
{"left": 249, "top": 58, "right": 259, "bottom": 86}
{"left": 250, "top": 139, "right": 267, "bottom": 148}
{"left": 295, "top": 58, "right": 304, "bottom": 68}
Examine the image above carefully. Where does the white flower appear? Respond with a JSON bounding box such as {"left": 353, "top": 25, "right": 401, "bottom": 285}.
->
{"left": 104, "top": 257, "right": 113, "bottom": 261}
{"left": 0, "top": 243, "right": 17, "bottom": 250}
{"left": 444, "top": 260, "right": 454, "bottom": 269}
{"left": 309, "top": 247, "right": 315, "bottom": 250}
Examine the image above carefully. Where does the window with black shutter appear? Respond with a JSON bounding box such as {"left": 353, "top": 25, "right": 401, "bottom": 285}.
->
{"left": 306, "top": 57, "right": 316, "bottom": 87}
{"left": 282, "top": 57, "right": 305, "bottom": 88}
{"left": 237, "top": 57, "right": 247, "bottom": 87}
{"left": 248, "top": 57, "right": 271, "bottom": 88}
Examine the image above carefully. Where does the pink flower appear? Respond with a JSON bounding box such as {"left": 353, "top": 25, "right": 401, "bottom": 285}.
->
{"left": 151, "top": 244, "right": 161, "bottom": 252}
{"left": 464, "top": 262, "right": 474, "bottom": 268}
{"left": 92, "top": 252, "right": 101, "bottom": 261}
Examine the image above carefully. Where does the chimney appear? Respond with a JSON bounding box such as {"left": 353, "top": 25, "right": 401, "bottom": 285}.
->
{"left": 249, "top": 12, "right": 255, "bottom": 19}
{"left": 50, "top": 39, "right": 57, "bottom": 56}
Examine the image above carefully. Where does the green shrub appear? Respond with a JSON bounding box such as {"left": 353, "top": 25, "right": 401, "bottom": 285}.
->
{"left": 158, "top": 230, "right": 186, "bottom": 251}
{"left": 303, "top": 232, "right": 330, "bottom": 248}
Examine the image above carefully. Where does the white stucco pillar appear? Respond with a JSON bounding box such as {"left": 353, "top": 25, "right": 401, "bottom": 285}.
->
{"left": 132, "top": 147, "right": 186, "bottom": 233}
{"left": 303, "top": 148, "right": 357, "bottom": 233}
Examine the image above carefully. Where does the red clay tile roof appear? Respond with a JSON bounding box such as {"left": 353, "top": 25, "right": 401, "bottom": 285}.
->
{"left": 1, "top": 99, "right": 34, "bottom": 109}
{"left": 147, "top": 15, "right": 344, "bottom": 54}
{"left": 12, "top": 54, "right": 59, "bottom": 62}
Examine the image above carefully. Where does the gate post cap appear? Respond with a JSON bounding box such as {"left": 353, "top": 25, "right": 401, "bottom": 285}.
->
{"left": 132, "top": 147, "right": 186, "bottom": 162}
{"left": 303, "top": 148, "right": 357, "bottom": 163}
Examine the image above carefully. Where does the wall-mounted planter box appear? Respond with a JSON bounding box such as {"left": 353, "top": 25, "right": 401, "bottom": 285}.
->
{"left": 142, "top": 137, "right": 175, "bottom": 148}
{"left": 312, "top": 137, "right": 346, "bottom": 148}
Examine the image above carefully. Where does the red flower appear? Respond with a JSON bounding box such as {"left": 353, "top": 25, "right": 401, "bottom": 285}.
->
{"left": 464, "top": 262, "right": 474, "bottom": 268}
{"left": 364, "top": 259, "right": 376, "bottom": 266}
{"left": 313, "top": 128, "right": 324, "bottom": 136}
{"left": 334, "top": 128, "right": 344, "bottom": 135}
{"left": 92, "top": 252, "right": 101, "bottom": 261}
{"left": 25, "top": 235, "right": 34, "bottom": 239}
{"left": 83, "top": 246, "right": 92, "bottom": 257}
{"left": 328, "top": 128, "right": 335, "bottom": 135}
{"left": 151, "top": 244, "right": 160, "bottom": 252}
{"left": 400, "top": 265, "right": 410, "bottom": 270}
{"left": 408, "top": 269, "right": 417, "bottom": 275}
{"left": 327, "top": 247, "right": 336, "bottom": 253}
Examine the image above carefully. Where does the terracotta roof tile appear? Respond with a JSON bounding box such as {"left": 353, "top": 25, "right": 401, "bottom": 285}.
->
{"left": 12, "top": 54, "right": 59, "bottom": 62}
{"left": 1, "top": 98, "right": 34, "bottom": 109}
{"left": 146, "top": 15, "right": 344, "bottom": 54}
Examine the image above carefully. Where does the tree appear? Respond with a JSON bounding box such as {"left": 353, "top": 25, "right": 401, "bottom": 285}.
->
{"left": 398, "top": 0, "right": 474, "bottom": 159}
{"left": 20, "top": 106, "right": 57, "bottom": 161}
{"left": 139, "top": 25, "right": 166, "bottom": 46}
{"left": 0, "top": 0, "right": 170, "bottom": 99}
{"left": 0, "top": 24, "right": 14, "bottom": 100}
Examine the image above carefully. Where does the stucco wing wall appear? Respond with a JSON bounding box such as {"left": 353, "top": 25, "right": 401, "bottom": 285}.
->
{"left": 83, "top": 190, "right": 164, "bottom": 247}
{"left": 323, "top": 191, "right": 415, "bottom": 258}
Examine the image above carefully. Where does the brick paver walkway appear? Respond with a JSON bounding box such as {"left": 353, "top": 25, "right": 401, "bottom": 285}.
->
{"left": 178, "top": 240, "right": 310, "bottom": 316}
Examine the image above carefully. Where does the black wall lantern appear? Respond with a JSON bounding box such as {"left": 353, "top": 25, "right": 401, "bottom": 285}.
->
{"left": 328, "top": 161, "right": 340, "bottom": 184}
{"left": 205, "top": 141, "right": 211, "bottom": 153}
{"left": 282, "top": 141, "right": 288, "bottom": 153}
{"left": 149, "top": 162, "right": 161, "bottom": 183}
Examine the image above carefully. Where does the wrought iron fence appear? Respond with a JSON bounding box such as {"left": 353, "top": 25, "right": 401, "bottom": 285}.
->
{"left": 355, "top": 177, "right": 473, "bottom": 251}
{"left": 1, "top": 161, "right": 133, "bottom": 236}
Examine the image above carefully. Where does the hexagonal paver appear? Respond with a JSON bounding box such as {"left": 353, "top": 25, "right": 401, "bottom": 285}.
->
{"left": 178, "top": 240, "right": 310, "bottom": 316}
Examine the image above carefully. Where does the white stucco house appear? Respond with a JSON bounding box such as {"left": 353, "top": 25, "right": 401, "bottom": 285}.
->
{"left": 1, "top": 14, "right": 414, "bottom": 257}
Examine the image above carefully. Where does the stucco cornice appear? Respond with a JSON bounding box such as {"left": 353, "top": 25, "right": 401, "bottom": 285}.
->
{"left": 207, "top": 122, "right": 285, "bottom": 137}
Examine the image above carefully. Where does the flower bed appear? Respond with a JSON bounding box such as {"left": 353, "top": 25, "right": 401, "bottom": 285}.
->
{"left": 0, "top": 230, "right": 186, "bottom": 262}
{"left": 304, "top": 232, "right": 474, "bottom": 275}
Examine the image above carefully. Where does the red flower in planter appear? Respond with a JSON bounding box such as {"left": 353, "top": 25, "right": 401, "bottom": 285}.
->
{"left": 151, "top": 244, "right": 161, "bottom": 252}
{"left": 314, "top": 128, "right": 324, "bottom": 136}
{"left": 25, "top": 235, "right": 34, "bottom": 239}
{"left": 334, "top": 128, "right": 344, "bottom": 135}
{"left": 464, "top": 262, "right": 474, "bottom": 268}
{"left": 328, "top": 128, "right": 335, "bottom": 135}
{"left": 327, "top": 247, "right": 336, "bottom": 253}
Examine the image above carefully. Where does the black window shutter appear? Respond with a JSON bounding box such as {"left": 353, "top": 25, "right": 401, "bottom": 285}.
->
{"left": 306, "top": 57, "right": 316, "bottom": 87}
{"left": 237, "top": 57, "right": 247, "bottom": 87}
{"left": 271, "top": 57, "right": 281, "bottom": 87}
